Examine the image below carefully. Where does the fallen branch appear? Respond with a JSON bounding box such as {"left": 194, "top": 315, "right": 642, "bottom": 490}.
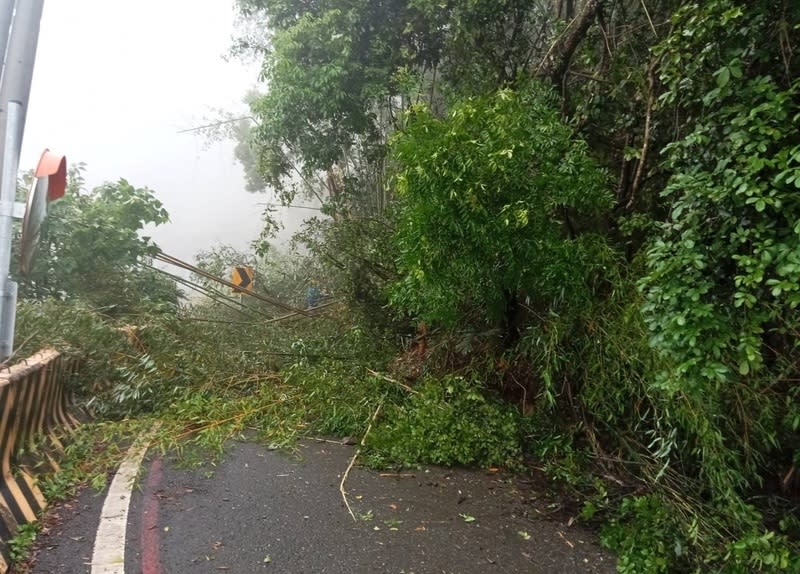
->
{"left": 173, "top": 399, "right": 284, "bottom": 441}
{"left": 311, "top": 437, "right": 349, "bottom": 445}
{"left": 262, "top": 300, "right": 339, "bottom": 324}
{"left": 366, "top": 368, "right": 418, "bottom": 394}
{"left": 340, "top": 399, "right": 384, "bottom": 521}
{"left": 0, "top": 331, "right": 40, "bottom": 368}
{"left": 155, "top": 251, "right": 311, "bottom": 317}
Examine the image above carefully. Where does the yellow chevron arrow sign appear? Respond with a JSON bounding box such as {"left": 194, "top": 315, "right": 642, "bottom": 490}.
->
{"left": 231, "top": 266, "right": 255, "bottom": 293}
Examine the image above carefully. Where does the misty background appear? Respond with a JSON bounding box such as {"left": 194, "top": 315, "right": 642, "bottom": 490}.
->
{"left": 19, "top": 0, "right": 302, "bottom": 266}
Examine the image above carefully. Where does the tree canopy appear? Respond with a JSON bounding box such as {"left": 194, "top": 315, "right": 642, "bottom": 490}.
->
{"left": 391, "top": 84, "right": 612, "bottom": 328}
{"left": 17, "top": 170, "right": 179, "bottom": 314}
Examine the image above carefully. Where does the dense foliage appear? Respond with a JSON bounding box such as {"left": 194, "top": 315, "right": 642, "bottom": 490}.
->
{"left": 368, "top": 374, "right": 522, "bottom": 468}
{"left": 225, "top": 1, "right": 800, "bottom": 572}
{"left": 11, "top": 1, "right": 800, "bottom": 573}
{"left": 16, "top": 171, "right": 178, "bottom": 314}
{"left": 391, "top": 84, "right": 612, "bottom": 331}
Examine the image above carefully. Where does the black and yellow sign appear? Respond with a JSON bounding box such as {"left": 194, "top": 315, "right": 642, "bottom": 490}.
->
{"left": 231, "top": 266, "right": 255, "bottom": 293}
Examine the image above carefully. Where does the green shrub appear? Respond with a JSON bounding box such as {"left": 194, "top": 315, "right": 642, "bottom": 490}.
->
{"left": 390, "top": 82, "right": 612, "bottom": 328}
{"left": 600, "top": 495, "right": 686, "bottom": 574}
{"left": 281, "top": 361, "right": 396, "bottom": 437}
{"left": 601, "top": 494, "right": 800, "bottom": 574}
{"left": 724, "top": 528, "right": 800, "bottom": 574}
{"left": 367, "top": 375, "right": 522, "bottom": 468}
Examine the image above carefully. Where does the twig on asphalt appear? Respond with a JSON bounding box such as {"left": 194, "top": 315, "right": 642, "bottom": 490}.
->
{"left": 311, "top": 436, "right": 349, "bottom": 445}
{"left": 340, "top": 399, "right": 384, "bottom": 521}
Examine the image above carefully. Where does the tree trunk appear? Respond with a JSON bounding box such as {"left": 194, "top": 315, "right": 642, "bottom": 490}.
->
{"left": 538, "top": 0, "right": 602, "bottom": 85}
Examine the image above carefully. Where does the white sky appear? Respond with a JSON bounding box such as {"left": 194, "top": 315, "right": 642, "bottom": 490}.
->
{"left": 21, "top": 0, "right": 298, "bottom": 265}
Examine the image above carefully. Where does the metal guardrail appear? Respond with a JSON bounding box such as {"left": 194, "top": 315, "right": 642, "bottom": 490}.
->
{"left": 0, "top": 349, "right": 78, "bottom": 571}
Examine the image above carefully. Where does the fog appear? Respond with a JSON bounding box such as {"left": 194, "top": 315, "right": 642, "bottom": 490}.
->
{"left": 19, "top": 0, "right": 305, "bottom": 265}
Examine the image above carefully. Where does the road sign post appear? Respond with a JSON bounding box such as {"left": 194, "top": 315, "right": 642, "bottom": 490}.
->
{"left": 0, "top": 101, "right": 20, "bottom": 360}
{"left": 0, "top": 0, "right": 46, "bottom": 361}
{"left": 0, "top": 1, "right": 15, "bottom": 84}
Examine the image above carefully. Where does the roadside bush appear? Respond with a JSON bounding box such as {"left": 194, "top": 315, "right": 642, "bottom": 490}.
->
{"left": 600, "top": 494, "right": 691, "bottom": 574}
{"left": 601, "top": 493, "right": 800, "bottom": 574}
{"left": 14, "top": 299, "right": 129, "bottom": 399}
{"left": 367, "top": 375, "right": 522, "bottom": 469}
{"left": 389, "top": 82, "right": 612, "bottom": 332}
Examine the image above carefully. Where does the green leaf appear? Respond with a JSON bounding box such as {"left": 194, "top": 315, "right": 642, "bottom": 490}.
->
{"left": 738, "top": 360, "right": 749, "bottom": 376}
{"left": 716, "top": 66, "right": 730, "bottom": 88}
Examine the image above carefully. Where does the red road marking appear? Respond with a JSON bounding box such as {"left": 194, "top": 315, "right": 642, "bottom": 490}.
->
{"left": 140, "top": 456, "right": 163, "bottom": 574}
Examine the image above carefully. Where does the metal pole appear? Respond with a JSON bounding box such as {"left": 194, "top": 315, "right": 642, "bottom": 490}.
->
{"left": 0, "top": 0, "right": 45, "bottom": 361}
{"left": 0, "top": 1, "right": 16, "bottom": 87}
{"left": 0, "top": 278, "right": 16, "bottom": 359}
{"left": 0, "top": 100, "right": 19, "bottom": 359}
{"left": 0, "top": 0, "right": 43, "bottom": 155}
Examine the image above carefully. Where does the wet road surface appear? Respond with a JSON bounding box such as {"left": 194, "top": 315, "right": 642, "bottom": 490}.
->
{"left": 27, "top": 439, "right": 616, "bottom": 573}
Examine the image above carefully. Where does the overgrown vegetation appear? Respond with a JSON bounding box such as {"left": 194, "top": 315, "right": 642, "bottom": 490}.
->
{"left": 8, "top": 523, "right": 39, "bottom": 566}
{"left": 225, "top": 1, "right": 800, "bottom": 571}
{"left": 391, "top": 83, "right": 613, "bottom": 333}
{"left": 367, "top": 375, "right": 523, "bottom": 469}
{"left": 9, "top": 1, "right": 800, "bottom": 573}
{"left": 16, "top": 167, "right": 177, "bottom": 313}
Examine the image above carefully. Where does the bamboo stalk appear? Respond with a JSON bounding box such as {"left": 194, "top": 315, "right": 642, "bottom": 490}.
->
{"left": 340, "top": 400, "right": 384, "bottom": 521}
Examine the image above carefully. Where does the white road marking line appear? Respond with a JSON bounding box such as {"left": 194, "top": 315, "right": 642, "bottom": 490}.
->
{"left": 91, "top": 428, "right": 159, "bottom": 574}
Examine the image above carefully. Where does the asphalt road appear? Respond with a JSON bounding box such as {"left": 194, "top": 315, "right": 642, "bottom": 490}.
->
{"left": 27, "top": 439, "right": 616, "bottom": 573}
